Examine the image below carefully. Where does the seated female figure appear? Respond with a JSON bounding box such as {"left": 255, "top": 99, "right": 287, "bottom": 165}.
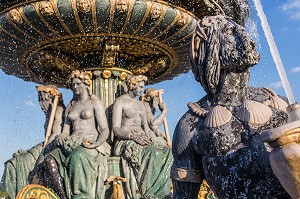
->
{"left": 112, "top": 75, "right": 173, "bottom": 199}
{"left": 44, "top": 70, "right": 110, "bottom": 199}
{"left": 1, "top": 85, "right": 64, "bottom": 199}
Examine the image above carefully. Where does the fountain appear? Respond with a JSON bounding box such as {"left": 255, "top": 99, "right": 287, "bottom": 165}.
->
{"left": 1, "top": 0, "right": 300, "bottom": 199}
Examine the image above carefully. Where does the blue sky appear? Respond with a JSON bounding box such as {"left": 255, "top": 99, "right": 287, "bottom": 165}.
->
{"left": 1, "top": 0, "right": 300, "bottom": 177}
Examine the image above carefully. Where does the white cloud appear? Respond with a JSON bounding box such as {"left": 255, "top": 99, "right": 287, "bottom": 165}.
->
{"left": 269, "top": 81, "right": 283, "bottom": 89}
{"left": 281, "top": 0, "right": 300, "bottom": 20}
{"left": 282, "top": 27, "right": 289, "bottom": 32}
{"left": 25, "top": 100, "right": 36, "bottom": 107}
{"left": 282, "top": 0, "right": 300, "bottom": 10}
{"left": 291, "top": 66, "right": 300, "bottom": 73}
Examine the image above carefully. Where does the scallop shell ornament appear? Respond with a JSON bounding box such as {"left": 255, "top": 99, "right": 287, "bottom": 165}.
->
{"left": 236, "top": 100, "right": 273, "bottom": 125}
{"left": 264, "top": 96, "right": 288, "bottom": 112}
{"left": 204, "top": 105, "right": 232, "bottom": 128}
{"left": 188, "top": 102, "right": 207, "bottom": 117}
{"left": 262, "top": 87, "right": 288, "bottom": 112}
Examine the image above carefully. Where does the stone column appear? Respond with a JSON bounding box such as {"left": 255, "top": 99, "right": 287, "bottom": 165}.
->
{"left": 89, "top": 67, "right": 132, "bottom": 144}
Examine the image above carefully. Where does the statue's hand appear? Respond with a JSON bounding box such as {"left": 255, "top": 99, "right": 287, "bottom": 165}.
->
{"left": 55, "top": 134, "right": 66, "bottom": 146}
{"left": 82, "top": 139, "right": 101, "bottom": 149}
{"left": 131, "top": 132, "right": 150, "bottom": 146}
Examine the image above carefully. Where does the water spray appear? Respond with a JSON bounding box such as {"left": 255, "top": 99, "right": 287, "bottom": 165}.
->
{"left": 253, "top": 0, "right": 300, "bottom": 121}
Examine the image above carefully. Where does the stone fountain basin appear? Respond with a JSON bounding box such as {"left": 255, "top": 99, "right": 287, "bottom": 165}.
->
{"left": 0, "top": 0, "right": 206, "bottom": 86}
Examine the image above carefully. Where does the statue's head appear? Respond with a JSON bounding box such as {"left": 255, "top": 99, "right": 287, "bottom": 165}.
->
{"left": 36, "top": 85, "right": 61, "bottom": 113}
{"left": 142, "top": 88, "right": 157, "bottom": 101}
{"left": 67, "top": 70, "right": 92, "bottom": 97}
{"left": 190, "top": 15, "right": 260, "bottom": 95}
{"left": 116, "top": 0, "right": 128, "bottom": 13}
{"left": 126, "top": 75, "right": 148, "bottom": 97}
{"left": 141, "top": 88, "right": 159, "bottom": 111}
{"left": 39, "top": 1, "right": 54, "bottom": 16}
{"left": 150, "top": 3, "right": 162, "bottom": 19}
{"left": 76, "top": 0, "right": 91, "bottom": 13}
{"left": 8, "top": 9, "right": 22, "bottom": 24}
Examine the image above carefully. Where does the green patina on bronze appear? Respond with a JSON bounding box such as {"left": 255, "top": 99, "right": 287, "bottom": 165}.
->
{"left": 1, "top": 143, "right": 44, "bottom": 199}
{"left": 0, "top": 1, "right": 225, "bottom": 199}
{"left": 0, "top": 0, "right": 212, "bottom": 86}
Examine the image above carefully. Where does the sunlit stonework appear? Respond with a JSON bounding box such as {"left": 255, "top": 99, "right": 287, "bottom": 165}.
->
{"left": 116, "top": 0, "right": 128, "bottom": 13}
{"left": 8, "top": 9, "right": 22, "bottom": 24}
{"left": 39, "top": 1, "right": 54, "bottom": 16}
{"left": 150, "top": 3, "right": 163, "bottom": 19}
{"left": 76, "top": 0, "right": 91, "bottom": 13}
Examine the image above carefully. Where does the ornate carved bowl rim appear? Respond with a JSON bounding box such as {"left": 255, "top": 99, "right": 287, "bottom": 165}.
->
{"left": 0, "top": 0, "right": 220, "bottom": 86}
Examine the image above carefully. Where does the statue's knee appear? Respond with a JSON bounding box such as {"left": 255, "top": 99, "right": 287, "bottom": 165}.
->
{"left": 68, "top": 148, "right": 85, "bottom": 162}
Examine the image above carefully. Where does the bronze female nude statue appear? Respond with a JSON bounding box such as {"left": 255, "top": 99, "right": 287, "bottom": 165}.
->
{"left": 112, "top": 75, "right": 173, "bottom": 199}
{"left": 43, "top": 70, "right": 110, "bottom": 199}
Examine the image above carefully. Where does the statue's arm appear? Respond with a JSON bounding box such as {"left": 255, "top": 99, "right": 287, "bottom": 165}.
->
{"left": 85, "top": 98, "right": 109, "bottom": 149}
{"left": 149, "top": 102, "right": 167, "bottom": 130}
{"left": 112, "top": 98, "right": 130, "bottom": 140}
{"left": 141, "top": 104, "right": 151, "bottom": 133}
{"left": 144, "top": 102, "right": 154, "bottom": 124}
{"left": 48, "top": 106, "right": 64, "bottom": 144}
{"left": 55, "top": 104, "right": 71, "bottom": 145}
{"left": 141, "top": 104, "right": 156, "bottom": 141}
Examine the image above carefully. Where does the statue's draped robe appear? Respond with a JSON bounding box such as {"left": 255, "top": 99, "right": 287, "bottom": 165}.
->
{"left": 47, "top": 135, "right": 110, "bottom": 199}
{"left": 114, "top": 139, "right": 173, "bottom": 199}
{"left": 1, "top": 143, "right": 43, "bottom": 199}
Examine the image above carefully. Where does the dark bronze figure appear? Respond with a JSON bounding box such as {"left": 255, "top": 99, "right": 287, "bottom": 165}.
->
{"left": 171, "top": 15, "right": 291, "bottom": 199}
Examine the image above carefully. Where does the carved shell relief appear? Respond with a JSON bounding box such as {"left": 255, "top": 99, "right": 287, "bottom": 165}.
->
{"left": 235, "top": 100, "right": 273, "bottom": 126}
{"left": 203, "top": 105, "right": 232, "bottom": 128}
{"left": 261, "top": 88, "right": 288, "bottom": 112}
{"left": 188, "top": 99, "right": 274, "bottom": 127}
{"left": 188, "top": 102, "right": 207, "bottom": 117}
